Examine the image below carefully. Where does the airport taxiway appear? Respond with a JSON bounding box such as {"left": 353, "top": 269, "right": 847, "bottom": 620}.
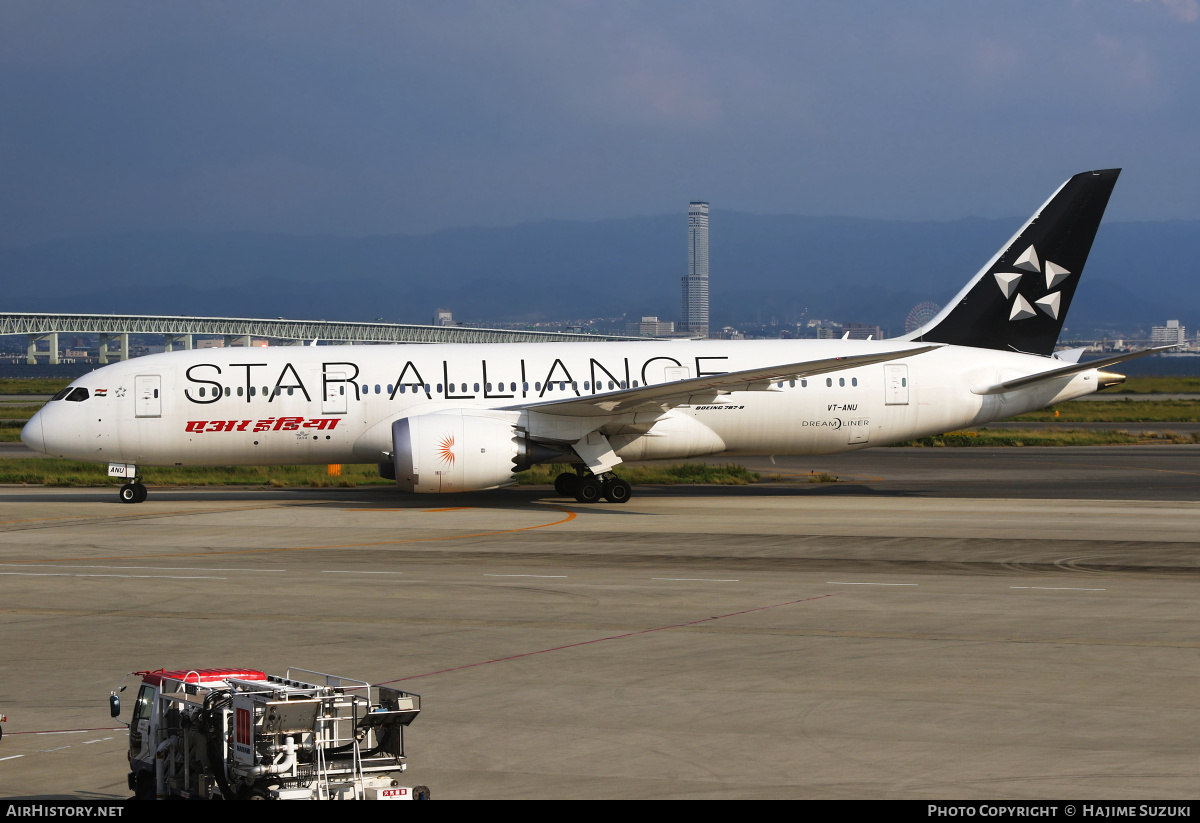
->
{"left": 0, "top": 446, "right": 1198, "bottom": 799}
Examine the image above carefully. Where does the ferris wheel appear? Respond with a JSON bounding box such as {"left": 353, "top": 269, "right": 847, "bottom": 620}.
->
{"left": 905, "top": 301, "right": 941, "bottom": 334}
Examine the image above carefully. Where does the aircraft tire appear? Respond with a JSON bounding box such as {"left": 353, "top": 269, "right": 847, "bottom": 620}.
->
{"left": 133, "top": 483, "right": 148, "bottom": 504}
{"left": 574, "top": 477, "right": 603, "bottom": 504}
{"left": 119, "top": 484, "right": 138, "bottom": 504}
{"left": 603, "top": 478, "right": 632, "bottom": 504}
{"left": 554, "top": 472, "right": 580, "bottom": 497}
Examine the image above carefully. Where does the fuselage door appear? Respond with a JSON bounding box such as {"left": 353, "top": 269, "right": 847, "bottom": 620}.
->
{"left": 134, "top": 375, "right": 162, "bottom": 418}
{"left": 664, "top": 366, "right": 691, "bottom": 382}
{"left": 884, "top": 365, "right": 909, "bottom": 405}
{"left": 323, "top": 371, "right": 348, "bottom": 415}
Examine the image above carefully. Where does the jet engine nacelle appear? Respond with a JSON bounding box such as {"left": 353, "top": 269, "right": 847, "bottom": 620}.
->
{"left": 391, "top": 411, "right": 526, "bottom": 493}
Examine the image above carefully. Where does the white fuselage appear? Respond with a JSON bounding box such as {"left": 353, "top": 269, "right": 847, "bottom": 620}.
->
{"left": 23, "top": 339, "right": 1103, "bottom": 470}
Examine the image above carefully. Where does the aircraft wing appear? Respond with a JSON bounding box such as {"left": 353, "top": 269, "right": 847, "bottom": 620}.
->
{"left": 971, "top": 345, "right": 1179, "bottom": 395}
{"left": 507, "top": 344, "right": 943, "bottom": 417}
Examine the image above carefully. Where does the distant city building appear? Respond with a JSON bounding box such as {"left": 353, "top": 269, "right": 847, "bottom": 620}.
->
{"left": 197, "top": 338, "right": 224, "bottom": 348}
{"left": 434, "top": 308, "right": 454, "bottom": 326}
{"left": 816, "top": 325, "right": 838, "bottom": 339}
{"left": 681, "top": 201, "right": 709, "bottom": 338}
{"left": 1151, "top": 319, "right": 1186, "bottom": 345}
{"left": 626, "top": 316, "right": 675, "bottom": 337}
{"left": 718, "top": 326, "right": 744, "bottom": 340}
{"left": 845, "top": 322, "right": 885, "bottom": 340}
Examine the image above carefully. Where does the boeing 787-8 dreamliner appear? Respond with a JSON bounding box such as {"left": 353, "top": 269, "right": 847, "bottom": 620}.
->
{"left": 22, "top": 169, "right": 1170, "bottom": 504}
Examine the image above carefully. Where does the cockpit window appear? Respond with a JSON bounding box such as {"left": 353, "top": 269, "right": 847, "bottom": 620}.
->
{"left": 65, "top": 388, "right": 90, "bottom": 402}
{"left": 50, "top": 388, "right": 73, "bottom": 401}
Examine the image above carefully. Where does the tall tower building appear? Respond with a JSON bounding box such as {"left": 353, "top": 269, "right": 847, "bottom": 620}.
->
{"left": 681, "top": 201, "right": 710, "bottom": 337}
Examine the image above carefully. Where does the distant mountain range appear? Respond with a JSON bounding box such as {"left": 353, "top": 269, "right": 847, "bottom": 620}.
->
{"left": 2, "top": 214, "right": 1196, "bottom": 335}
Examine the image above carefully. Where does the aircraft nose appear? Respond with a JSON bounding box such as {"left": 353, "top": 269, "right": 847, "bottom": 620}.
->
{"left": 21, "top": 413, "right": 46, "bottom": 454}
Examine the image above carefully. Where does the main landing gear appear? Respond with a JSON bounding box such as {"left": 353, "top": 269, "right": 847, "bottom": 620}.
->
{"left": 554, "top": 471, "right": 632, "bottom": 504}
{"left": 119, "top": 479, "right": 148, "bottom": 504}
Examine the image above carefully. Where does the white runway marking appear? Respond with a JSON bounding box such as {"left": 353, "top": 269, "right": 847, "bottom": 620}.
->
{"left": 0, "top": 572, "right": 226, "bottom": 580}
{"left": 1010, "top": 586, "right": 1107, "bottom": 591}
{"left": 826, "top": 581, "right": 917, "bottom": 586}
{"left": 38, "top": 746, "right": 70, "bottom": 753}
{"left": 483, "top": 574, "right": 568, "bottom": 578}
{"left": 321, "top": 571, "right": 405, "bottom": 578}
{"left": 0, "top": 564, "right": 283, "bottom": 573}
{"left": 0, "top": 755, "right": 25, "bottom": 761}
{"left": 652, "top": 578, "right": 739, "bottom": 582}
{"left": 82, "top": 738, "right": 112, "bottom": 744}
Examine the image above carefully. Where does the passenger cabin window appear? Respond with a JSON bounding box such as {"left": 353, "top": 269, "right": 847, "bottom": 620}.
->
{"left": 801, "top": 379, "right": 807, "bottom": 387}
{"left": 474, "top": 383, "right": 480, "bottom": 393}
{"left": 839, "top": 378, "right": 845, "bottom": 387}
{"left": 852, "top": 378, "right": 858, "bottom": 387}
{"left": 65, "top": 387, "right": 89, "bottom": 402}
{"left": 826, "top": 378, "right": 832, "bottom": 387}
{"left": 198, "top": 387, "right": 206, "bottom": 397}
{"left": 224, "top": 387, "right": 230, "bottom": 397}
{"left": 237, "top": 387, "right": 243, "bottom": 396}
{"left": 437, "top": 384, "right": 443, "bottom": 393}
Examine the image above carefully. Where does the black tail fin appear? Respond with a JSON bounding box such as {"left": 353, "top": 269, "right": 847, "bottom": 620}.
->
{"left": 905, "top": 169, "right": 1120, "bottom": 355}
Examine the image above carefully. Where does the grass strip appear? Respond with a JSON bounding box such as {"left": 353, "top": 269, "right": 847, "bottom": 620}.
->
{"left": 514, "top": 462, "right": 759, "bottom": 486}
{"left": 1011, "top": 399, "right": 1200, "bottom": 422}
{"left": 894, "top": 428, "right": 1200, "bottom": 447}
{"left": 0, "top": 458, "right": 760, "bottom": 488}
{"left": 0, "top": 379, "right": 71, "bottom": 395}
{"left": 0, "top": 459, "right": 393, "bottom": 488}
{"left": 1104, "top": 376, "right": 1200, "bottom": 394}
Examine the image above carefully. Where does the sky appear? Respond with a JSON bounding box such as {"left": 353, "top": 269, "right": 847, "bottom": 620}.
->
{"left": 1, "top": 0, "right": 1198, "bottom": 247}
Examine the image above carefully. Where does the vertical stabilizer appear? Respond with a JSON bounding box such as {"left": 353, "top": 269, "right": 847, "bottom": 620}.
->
{"left": 904, "top": 169, "right": 1120, "bottom": 355}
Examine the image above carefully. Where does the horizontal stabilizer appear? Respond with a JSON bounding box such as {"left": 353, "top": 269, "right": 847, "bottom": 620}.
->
{"left": 971, "top": 346, "right": 1179, "bottom": 396}
{"left": 512, "top": 344, "right": 943, "bottom": 417}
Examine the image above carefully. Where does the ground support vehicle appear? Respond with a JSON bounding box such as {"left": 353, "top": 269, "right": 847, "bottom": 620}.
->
{"left": 115, "top": 667, "right": 428, "bottom": 800}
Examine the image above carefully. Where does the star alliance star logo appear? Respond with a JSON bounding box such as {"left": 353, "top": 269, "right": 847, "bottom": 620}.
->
{"left": 114, "top": 386, "right": 127, "bottom": 397}
{"left": 994, "top": 245, "right": 1069, "bottom": 322}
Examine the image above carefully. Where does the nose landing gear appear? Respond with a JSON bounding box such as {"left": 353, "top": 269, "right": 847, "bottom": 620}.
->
{"left": 119, "top": 479, "right": 148, "bottom": 504}
{"left": 553, "top": 470, "right": 632, "bottom": 504}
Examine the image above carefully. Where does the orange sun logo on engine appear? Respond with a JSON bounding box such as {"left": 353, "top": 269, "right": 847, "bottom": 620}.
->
{"left": 437, "top": 434, "right": 456, "bottom": 466}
